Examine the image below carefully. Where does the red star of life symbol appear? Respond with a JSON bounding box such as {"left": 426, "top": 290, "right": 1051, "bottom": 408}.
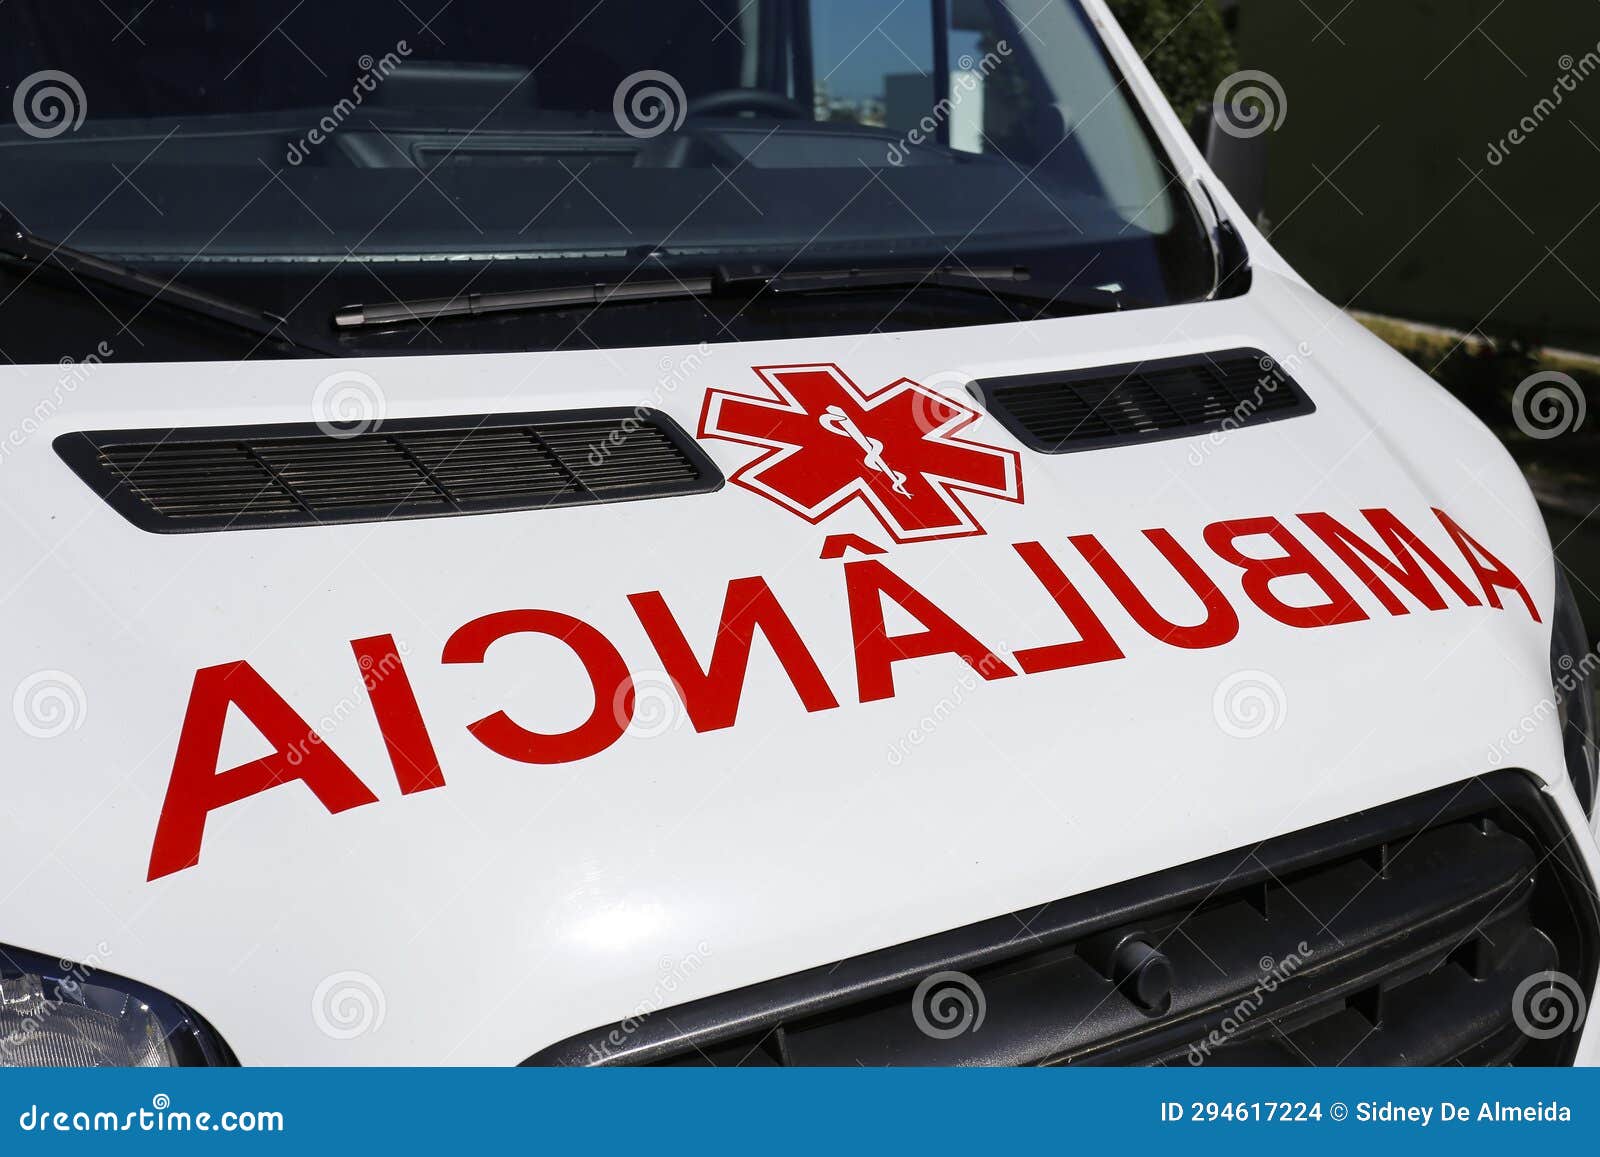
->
{"left": 698, "top": 363, "right": 1024, "bottom": 544}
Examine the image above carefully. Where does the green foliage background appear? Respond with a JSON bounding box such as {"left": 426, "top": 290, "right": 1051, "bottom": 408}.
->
{"left": 1104, "top": 0, "right": 1238, "bottom": 117}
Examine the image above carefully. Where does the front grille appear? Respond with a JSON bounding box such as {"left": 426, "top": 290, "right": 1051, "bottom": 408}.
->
{"left": 527, "top": 773, "right": 1598, "bottom": 1067}
{"left": 54, "top": 408, "right": 721, "bottom": 533}
{"left": 972, "top": 348, "right": 1315, "bottom": 454}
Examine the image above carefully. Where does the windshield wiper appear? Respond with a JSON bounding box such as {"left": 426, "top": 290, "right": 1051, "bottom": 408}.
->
{"left": 335, "top": 274, "right": 719, "bottom": 328}
{"left": 720, "top": 266, "right": 1141, "bottom": 314}
{"left": 0, "top": 211, "right": 341, "bottom": 357}
{"left": 332, "top": 264, "right": 1137, "bottom": 329}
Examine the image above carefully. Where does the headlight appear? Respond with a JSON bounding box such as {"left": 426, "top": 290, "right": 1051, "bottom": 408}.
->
{"left": 1552, "top": 566, "right": 1598, "bottom": 816}
{"left": 0, "top": 945, "right": 232, "bottom": 1066}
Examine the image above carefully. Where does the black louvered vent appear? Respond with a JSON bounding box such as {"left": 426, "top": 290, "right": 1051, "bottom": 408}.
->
{"left": 55, "top": 409, "right": 721, "bottom": 533}
{"left": 973, "top": 348, "right": 1315, "bottom": 454}
{"left": 526, "top": 772, "right": 1598, "bottom": 1067}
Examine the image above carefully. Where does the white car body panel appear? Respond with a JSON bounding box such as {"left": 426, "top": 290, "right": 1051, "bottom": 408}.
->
{"left": 0, "top": 0, "right": 1591, "bottom": 1064}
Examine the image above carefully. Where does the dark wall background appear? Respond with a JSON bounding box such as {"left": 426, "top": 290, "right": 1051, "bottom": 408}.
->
{"left": 1123, "top": 0, "right": 1600, "bottom": 350}
{"left": 1234, "top": 0, "right": 1600, "bottom": 352}
{"left": 1121, "top": 0, "right": 1600, "bottom": 631}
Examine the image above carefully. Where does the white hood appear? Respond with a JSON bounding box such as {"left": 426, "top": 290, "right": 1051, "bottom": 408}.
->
{"left": 0, "top": 265, "right": 1579, "bottom": 1063}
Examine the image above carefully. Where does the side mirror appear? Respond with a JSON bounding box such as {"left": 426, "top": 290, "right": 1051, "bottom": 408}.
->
{"left": 1190, "top": 104, "right": 1268, "bottom": 227}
